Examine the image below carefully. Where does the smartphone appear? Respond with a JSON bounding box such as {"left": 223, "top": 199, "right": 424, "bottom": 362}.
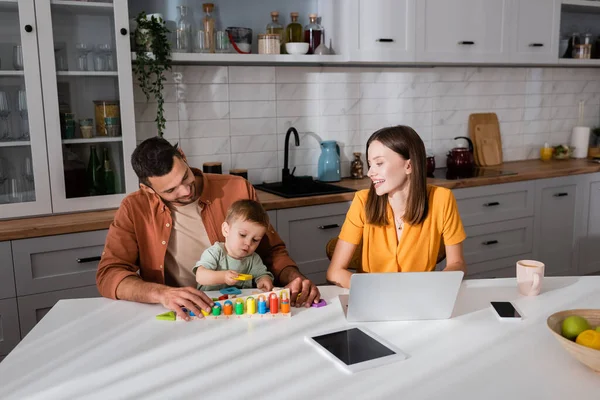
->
{"left": 491, "top": 301, "right": 522, "bottom": 320}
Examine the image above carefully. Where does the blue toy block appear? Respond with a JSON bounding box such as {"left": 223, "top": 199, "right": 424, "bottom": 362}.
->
{"left": 220, "top": 287, "right": 242, "bottom": 295}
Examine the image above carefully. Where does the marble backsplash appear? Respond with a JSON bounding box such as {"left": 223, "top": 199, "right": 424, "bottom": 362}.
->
{"left": 134, "top": 66, "right": 600, "bottom": 184}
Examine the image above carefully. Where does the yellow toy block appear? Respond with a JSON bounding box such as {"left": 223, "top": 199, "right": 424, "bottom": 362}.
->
{"left": 233, "top": 273, "right": 253, "bottom": 281}
{"left": 200, "top": 309, "right": 211, "bottom": 317}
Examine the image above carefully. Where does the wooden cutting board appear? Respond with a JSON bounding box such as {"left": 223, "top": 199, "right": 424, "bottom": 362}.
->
{"left": 469, "top": 113, "right": 503, "bottom": 166}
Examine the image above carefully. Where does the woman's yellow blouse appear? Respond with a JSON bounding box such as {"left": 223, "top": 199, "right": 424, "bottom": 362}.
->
{"left": 338, "top": 185, "right": 466, "bottom": 273}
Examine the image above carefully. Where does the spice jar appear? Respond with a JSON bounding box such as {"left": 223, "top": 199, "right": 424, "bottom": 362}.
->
{"left": 258, "top": 33, "right": 280, "bottom": 54}
{"left": 350, "top": 152, "right": 364, "bottom": 179}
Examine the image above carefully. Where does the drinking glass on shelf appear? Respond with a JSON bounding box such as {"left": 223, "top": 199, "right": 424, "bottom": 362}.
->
{"left": 215, "top": 31, "right": 230, "bottom": 53}
{"left": 22, "top": 156, "right": 34, "bottom": 201}
{"left": 195, "top": 31, "right": 209, "bottom": 53}
{"left": 17, "top": 90, "right": 29, "bottom": 140}
{"left": 75, "top": 43, "right": 92, "bottom": 71}
{"left": 8, "top": 177, "right": 23, "bottom": 203}
{"left": 13, "top": 45, "right": 23, "bottom": 70}
{"left": 97, "top": 44, "right": 114, "bottom": 71}
{"left": 0, "top": 92, "right": 11, "bottom": 141}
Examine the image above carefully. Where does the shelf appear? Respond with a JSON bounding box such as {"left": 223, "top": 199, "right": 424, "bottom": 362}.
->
{"left": 558, "top": 58, "right": 600, "bottom": 65}
{"left": 562, "top": 0, "right": 600, "bottom": 13}
{"left": 50, "top": 0, "right": 113, "bottom": 16}
{"left": 0, "top": 140, "right": 30, "bottom": 148}
{"left": 0, "top": 71, "right": 24, "bottom": 77}
{"left": 57, "top": 71, "right": 118, "bottom": 77}
{"left": 136, "top": 52, "right": 347, "bottom": 66}
{"left": 62, "top": 137, "right": 122, "bottom": 144}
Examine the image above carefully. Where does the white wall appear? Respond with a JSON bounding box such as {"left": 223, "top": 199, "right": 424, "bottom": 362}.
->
{"left": 134, "top": 66, "right": 600, "bottom": 184}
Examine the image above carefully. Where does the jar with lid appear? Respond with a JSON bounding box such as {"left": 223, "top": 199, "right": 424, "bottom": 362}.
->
{"left": 203, "top": 3, "right": 216, "bottom": 53}
{"left": 573, "top": 44, "right": 591, "bottom": 59}
{"left": 174, "top": 5, "right": 193, "bottom": 53}
{"left": 565, "top": 32, "right": 580, "bottom": 59}
{"left": 304, "top": 13, "right": 323, "bottom": 54}
{"left": 350, "top": 152, "right": 364, "bottom": 179}
{"left": 266, "top": 11, "right": 285, "bottom": 54}
{"left": 258, "top": 33, "right": 280, "bottom": 54}
{"left": 285, "top": 12, "right": 303, "bottom": 43}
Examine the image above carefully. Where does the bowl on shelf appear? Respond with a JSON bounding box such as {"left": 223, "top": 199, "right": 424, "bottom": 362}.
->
{"left": 285, "top": 42, "right": 309, "bottom": 55}
{"left": 547, "top": 309, "right": 600, "bottom": 373}
{"left": 225, "top": 27, "right": 252, "bottom": 53}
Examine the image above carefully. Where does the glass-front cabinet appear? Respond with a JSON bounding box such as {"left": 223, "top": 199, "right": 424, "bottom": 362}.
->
{"left": 0, "top": 0, "right": 136, "bottom": 219}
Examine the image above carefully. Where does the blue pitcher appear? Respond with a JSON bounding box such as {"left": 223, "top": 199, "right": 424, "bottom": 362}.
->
{"left": 318, "top": 140, "right": 341, "bottom": 182}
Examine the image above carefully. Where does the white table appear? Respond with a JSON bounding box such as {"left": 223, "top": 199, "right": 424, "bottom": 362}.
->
{"left": 1, "top": 277, "right": 600, "bottom": 400}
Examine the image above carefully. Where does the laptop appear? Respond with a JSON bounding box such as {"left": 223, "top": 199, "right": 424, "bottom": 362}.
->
{"left": 341, "top": 271, "right": 464, "bottom": 322}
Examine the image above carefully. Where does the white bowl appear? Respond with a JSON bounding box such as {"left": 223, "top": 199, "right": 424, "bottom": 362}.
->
{"left": 285, "top": 42, "right": 309, "bottom": 55}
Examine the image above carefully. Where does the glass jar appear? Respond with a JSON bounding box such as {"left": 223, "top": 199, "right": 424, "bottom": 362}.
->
{"left": 304, "top": 13, "right": 323, "bottom": 55}
{"left": 203, "top": 3, "right": 216, "bottom": 53}
{"left": 350, "top": 152, "right": 364, "bottom": 179}
{"left": 285, "top": 12, "right": 303, "bottom": 44}
{"left": 565, "top": 32, "right": 580, "bottom": 59}
{"left": 258, "top": 34, "right": 280, "bottom": 54}
{"left": 175, "top": 5, "right": 193, "bottom": 53}
{"left": 573, "top": 44, "right": 591, "bottom": 59}
{"left": 266, "top": 11, "right": 285, "bottom": 54}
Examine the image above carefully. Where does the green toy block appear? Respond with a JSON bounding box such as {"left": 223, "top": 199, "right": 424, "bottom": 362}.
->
{"left": 155, "top": 311, "right": 176, "bottom": 321}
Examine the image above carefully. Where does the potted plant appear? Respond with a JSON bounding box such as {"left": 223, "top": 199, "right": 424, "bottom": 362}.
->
{"left": 132, "top": 12, "right": 172, "bottom": 137}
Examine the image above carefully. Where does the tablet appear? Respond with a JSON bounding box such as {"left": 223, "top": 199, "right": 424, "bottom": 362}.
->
{"left": 305, "top": 327, "right": 408, "bottom": 373}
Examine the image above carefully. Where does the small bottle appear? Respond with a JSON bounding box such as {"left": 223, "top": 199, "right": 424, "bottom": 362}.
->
{"left": 175, "top": 5, "right": 193, "bottom": 53}
{"left": 103, "top": 148, "right": 116, "bottom": 195}
{"left": 304, "top": 13, "right": 323, "bottom": 54}
{"left": 86, "top": 146, "right": 104, "bottom": 196}
{"left": 565, "top": 32, "right": 580, "bottom": 59}
{"left": 266, "top": 11, "right": 285, "bottom": 54}
{"left": 285, "top": 12, "right": 303, "bottom": 44}
{"left": 203, "top": 3, "right": 216, "bottom": 53}
{"left": 350, "top": 152, "right": 364, "bottom": 179}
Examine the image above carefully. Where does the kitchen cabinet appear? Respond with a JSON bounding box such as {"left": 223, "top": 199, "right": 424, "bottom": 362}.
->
{"left": 12, "top": 230, "right": 107, "bottom": 296}
{"left": 415, "top": 0, "right": 510, "bottom": 63}
{"left": 509, "top": 0, "right": 560, "bottom": 64}
{"left": 466, "top": 254, "right": 532, "bottom": 279}
{"left": 347, "top": 0, "right": 416, "bottom": 62}
{"left": 533, "top": 176, "right": 582, "bottom": 276}
{"left": 0, "top": 297, "right": 20, "bottom": 357}
{"left": 0, "top": 241, "right": 15, "bottom": 299}
{"left": 17, "top": 285, "right": 99, "bottom": 338}
{"left": 463, "top": 218, "right": 533, "bottom": 265}
{"left": 0, "top": 0, "right": 137, "bottom": 219}
{"left": 276, "top": 202, "right": 351, "bottom": 285}
{"left": 577, "top": 173, "right": 600, "bottom": 275}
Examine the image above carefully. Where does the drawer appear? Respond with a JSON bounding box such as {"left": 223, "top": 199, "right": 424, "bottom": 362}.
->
{"left": 17, "top": 285, "right": 99, "bottom": 338}
{"left": 12, "top": 230, "right": 107, "bottom": 296}
{"left": 277, "top": 202, "right": 350, "bottom": 276}
{"left": 0, "top": 241, "right": 15, "bottom": 299}
{"left": 463, "top": 218, "right": 533, "bottom": 265}
{"left": 454, "top": 181, "right": 534, "bottom": 226}
{"left": 466, "top": 253, "right": 532, "bottom": 279}
{"left": 0, "top": 297, "right": 20, "bottom": 356}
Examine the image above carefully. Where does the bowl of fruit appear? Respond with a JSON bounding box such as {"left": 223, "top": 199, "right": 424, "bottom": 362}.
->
{"left": 547, "top": 309, "right": 600, "bottom": 372}
{"left": 552, "top": 144, "right": 574, "bottom": 160}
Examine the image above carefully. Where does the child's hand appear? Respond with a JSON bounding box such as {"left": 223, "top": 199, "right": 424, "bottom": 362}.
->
{"left": 224, "top": 270, "right": 239, "bottom": 286}
{"left": 256, "top": 276, "right": 274, "bottom": 292}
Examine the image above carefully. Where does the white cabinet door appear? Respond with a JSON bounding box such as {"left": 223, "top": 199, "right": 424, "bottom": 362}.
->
{"left": 416, "top": 0, "right": 510, "bottom": 63}
{"left": 509, "top": 0, "right": 560, "bottom": 63}
{"left": 35, "top": 0, "right": 137, "bottom": 213}
{"left": 350, "top": 0, "right": 415, "bottom": 62}
{"left": 0, "top": 0, "right": 52, "bottom": 219}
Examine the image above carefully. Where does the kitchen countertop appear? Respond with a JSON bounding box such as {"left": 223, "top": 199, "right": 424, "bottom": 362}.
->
{"left": 1, "top": 278, "right": 599, "bottom": 399}
{"left": 0, "top": 159, "right": 599, "bottom": 241}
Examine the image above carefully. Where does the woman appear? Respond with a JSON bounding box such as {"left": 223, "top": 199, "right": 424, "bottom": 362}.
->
{"left": 326, "top": 125, "right": 467, "bottom": 288}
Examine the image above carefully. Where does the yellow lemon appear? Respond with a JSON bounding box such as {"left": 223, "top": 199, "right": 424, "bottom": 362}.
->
{"left": 575, "top": 330, "right": 600, "bottom": 351}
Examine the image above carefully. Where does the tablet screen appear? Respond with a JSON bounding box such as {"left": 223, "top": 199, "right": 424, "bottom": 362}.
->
{"left": 311, "top": 328, "right": 396, "bottom": 365}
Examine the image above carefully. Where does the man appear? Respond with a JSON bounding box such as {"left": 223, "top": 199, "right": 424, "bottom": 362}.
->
{"left": 96, "top": 137, "right": 320, "bottom": 320}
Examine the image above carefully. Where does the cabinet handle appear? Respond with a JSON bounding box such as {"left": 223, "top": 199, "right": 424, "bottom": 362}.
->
{"left": 529, "top": 43, "right": 544, "bottom": 47}
{"left": 318, "top": 224, "right": 340, "bottom": 230}
{"left": 482, "top": 240, "right": 498, "bottom": 246}
{"left": 24, "top": 24, "right": 33, "bottom": 33}
{"left": 376, "top": 38, "right": 395, "bottom": 43}
{"left": 483, "top": 201, "right": 500, "bottom": 207}
{"left": 76, "top": 256, "right": 102, "bottom": 263}
{"left": 458, "top": 41, "right": 475, "bottom": 45}
{"left": 120, "top": 28, "right": 128, "bottom": 36}
{"left": 553, "top": 192, "right": 569, "bottom": 197}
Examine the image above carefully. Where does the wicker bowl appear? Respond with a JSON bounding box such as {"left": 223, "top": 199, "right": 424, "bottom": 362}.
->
{"left": 547, "top": 309, "right": 600, "bottom": 373}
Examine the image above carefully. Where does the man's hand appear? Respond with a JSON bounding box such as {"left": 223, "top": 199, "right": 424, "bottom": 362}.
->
{"left": 285, "top": 276, "right": 320, "bottom": 307}
{"left": 256, "top": 276, "right": 274, "bottom": 292}
{"left": 158, "top": 286, "right": 213, "bottom": 321}
{"left": 224, "top": 270, "right": 239, "bottom": 286}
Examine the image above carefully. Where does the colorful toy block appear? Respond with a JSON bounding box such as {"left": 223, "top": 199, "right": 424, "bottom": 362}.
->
{"left": 220, "top": 287, "right": 242, "bottom": 295}
{"left": 312, "top": 299, "right": 327, "bottom": 308}
{"left": 155, "top": 311, "right": 176, "bottom": 321}
{"left": 233, "top": 273, "right": 253, "bottom": 281}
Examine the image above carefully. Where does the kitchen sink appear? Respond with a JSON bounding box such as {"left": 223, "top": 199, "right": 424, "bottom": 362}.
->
{"left": 255, "top": 178, "right": 356, "bottom": 198}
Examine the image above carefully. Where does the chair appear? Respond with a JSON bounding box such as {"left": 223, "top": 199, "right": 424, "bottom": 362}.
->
{"left": 325, "top": 237, "right": 446, "bottom": 270}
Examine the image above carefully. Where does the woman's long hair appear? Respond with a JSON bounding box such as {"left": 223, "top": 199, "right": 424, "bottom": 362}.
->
{"left": 365, "top": 125, "right": 428, "bottom": 226}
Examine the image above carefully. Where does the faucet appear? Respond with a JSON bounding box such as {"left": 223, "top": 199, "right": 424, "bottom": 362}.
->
{"left": 282, "top": 127, "right": 300, "bottom": 184}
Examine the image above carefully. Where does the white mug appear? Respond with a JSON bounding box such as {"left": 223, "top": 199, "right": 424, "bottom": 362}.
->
{"left": 516, "top": 260, "right": 544, "bottom": 296}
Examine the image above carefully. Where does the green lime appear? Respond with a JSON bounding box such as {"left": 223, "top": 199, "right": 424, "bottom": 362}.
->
{"left": 562, "top": 316, "right": 591, "bottom": 341}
